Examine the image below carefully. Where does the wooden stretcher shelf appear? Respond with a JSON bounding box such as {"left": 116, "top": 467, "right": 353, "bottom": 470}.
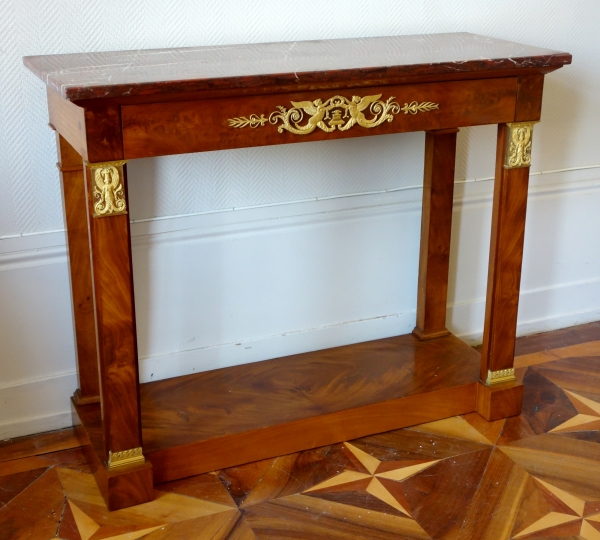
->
{"left": 75, "top": 332, "right": 480, "bottom": 484}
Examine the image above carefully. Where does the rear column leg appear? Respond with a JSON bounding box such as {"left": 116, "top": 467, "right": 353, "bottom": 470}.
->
{"left": 413, "top": 128, "right": 458, "bottom": 340}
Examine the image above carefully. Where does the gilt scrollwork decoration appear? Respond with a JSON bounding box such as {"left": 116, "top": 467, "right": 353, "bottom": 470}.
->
{"left": 227, "top": 114, "right": 268, "bottom": 129}
{"left": 228, "top": 94, "right": 439, "bottom": 136}
{"left": 400, "top": 101, "right": 440, "bottom": 115}
{"left": 87, "top": 160, "right": 128, "bottom": 217}
{"left": 505, "top": 122, "right": 537, "bottom": 169}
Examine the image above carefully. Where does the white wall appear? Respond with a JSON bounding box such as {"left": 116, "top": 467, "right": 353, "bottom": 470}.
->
{"left": 1, "top": 0, "right": 599, "bottom": 438}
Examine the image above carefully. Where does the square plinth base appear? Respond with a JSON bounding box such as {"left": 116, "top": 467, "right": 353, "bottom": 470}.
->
{"left": 71, "top": 399, "right": 154, "bottom": 511}
{"left": 476, "top": 381, "right": 524, "bottom": 421}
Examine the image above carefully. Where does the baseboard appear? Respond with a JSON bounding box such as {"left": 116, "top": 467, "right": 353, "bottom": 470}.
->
{"left": 0, "top": 372, "right": 76, "bottom": 440}
{"left": 450, "top": 276, "right": 600, "bottom": 344}
{"left": 139, "top": 275, "right": 600, "bottom": 381}
{"left": 139, "top": 311, "right": 416, "bottom": 382}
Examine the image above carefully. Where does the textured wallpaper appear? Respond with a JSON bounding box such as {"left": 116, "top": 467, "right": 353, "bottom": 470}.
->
{"left": 1, "top": 0, "right": 596, "bottom": 237}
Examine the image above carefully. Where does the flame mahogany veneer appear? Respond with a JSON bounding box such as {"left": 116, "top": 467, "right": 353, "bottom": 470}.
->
{"left": 24, "top": 33, "right": 571, "bottom": 510}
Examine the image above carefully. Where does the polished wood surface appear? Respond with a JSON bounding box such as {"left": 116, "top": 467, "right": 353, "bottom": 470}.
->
{"left": 480, "top": 124, "right": 532, "bottom": 380}
{"left": 515, "top": 74, "right": 545, "bottom": 122}
{"left": 56, "top": 135, "right": 99, "bottom": 404}
{"left": 1, "top": 323, "right": 598, "bottom": 539}
{"left": 75, "top": 333, "right": 480, "bottom": 483}
{"left": 476, "top": 382, "right": 524, "bottom": 422}
{"left": 83, "top": 163, "right": 142, "bottom": 459}
{"left": 414, "top": 129, "right": 458, "bottom": 340}
{"left": 23, "top": 33, "right": 570, "bottom": 101}
{"left": 85, "top": 103, "right": 125, "bottom": 163}
{"left": 0, "top": 428, "right": 85, "bottom": 464}
{"left": 121, "top": 78, "right": 517, "bottom": 158}
{"left": 22, "top": 33, "right": 571, "bottom": 509}
{"left": 81, "top": 160, "right": 153, "bottom": 508}
{"left": 48, "top": 90, "right": 87, "bottom": 159}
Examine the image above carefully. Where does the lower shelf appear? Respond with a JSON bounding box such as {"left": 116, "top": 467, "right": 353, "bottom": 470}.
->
{"left": 75, "top": 332, "right": 481, "bottom": 484}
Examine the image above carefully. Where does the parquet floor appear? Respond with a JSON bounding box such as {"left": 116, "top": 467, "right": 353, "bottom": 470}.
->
{"left": 1, "top": 322, "right": 600, "bottom": 540}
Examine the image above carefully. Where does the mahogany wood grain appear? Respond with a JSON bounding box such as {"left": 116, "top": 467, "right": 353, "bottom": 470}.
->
{"left": 414, "top": 129, "right": 458, "bottom": 340}
{"left": 75, "top": 332, "right": 480, "bottom": 483}
{"left": 515, "top": 74, "right": 545, "bottom": 122}
{"left": 143, "top": 333, "right": 479, "bottom": 450}
{"left": 84, "top": 104, "right": 124, "bottom": 163}
{"left": 480, "top": 123, "right": 532, "bottom": 380}
{"left": 74, "top": 333, "right": 481, "bottom": 483}
{"left": 83, "top": 164, "right": 143, "bottom": 458}
{"left": 476, "top": 382, "right": 524, "bottom": 421}
{"left": 48, "top": 89, "right": 125, "bottom": 163}
{"left": 149, "top": 383, "right": 477, "bottom": 484}
{"left": 56, "top": 134, "right": 99, "bottom": 404}
{"left": 122, "top": 78, "right": 517, "bottom": 158}
{"left": 74, "top": 399, "right": 153, "bottom": 510}
{"left": 47, "top": 88, "right": 87, "bottom": 159}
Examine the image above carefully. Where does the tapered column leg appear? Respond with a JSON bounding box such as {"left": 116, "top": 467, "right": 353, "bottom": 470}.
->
{"left": 83, "top": 160, "right": 153, "bottom": 510}
{"left": 413, "top": 129, "right": 458, "bottom": 340}
{"left": 56, "top": 134, "right": 100, "bottom": 404}
{"left": 477, "top": 122, "right": 537, "bottom": 421}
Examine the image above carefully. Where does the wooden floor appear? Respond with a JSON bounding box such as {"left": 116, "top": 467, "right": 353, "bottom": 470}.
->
{"left": 1, "top": 322, "right": 600, "bottom": 540}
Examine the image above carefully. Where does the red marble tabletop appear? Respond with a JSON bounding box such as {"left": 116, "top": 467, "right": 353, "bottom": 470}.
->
{"left": 24, "top": 32, "right": 571, "bottom": 101}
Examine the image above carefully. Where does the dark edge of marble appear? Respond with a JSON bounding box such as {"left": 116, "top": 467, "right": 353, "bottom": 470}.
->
{"left": 23, "top": 37, "right": 572, "bottom": 102}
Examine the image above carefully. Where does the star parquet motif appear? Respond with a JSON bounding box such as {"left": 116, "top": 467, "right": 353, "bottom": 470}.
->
{"left": 512, "top": 477, "right": 600, "bottom": 539}
{"left": 304, "top": 442, "right": 440, "bottom": 516}
{"left": 0, "top": 337, "right": 599, "bottom": 539}
{"left": 550, "top": 390, "right": 600, "bottom": 433}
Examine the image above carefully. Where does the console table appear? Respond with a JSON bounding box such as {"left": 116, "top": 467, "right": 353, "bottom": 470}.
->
{"left": 24, "top": 33, "right": 571, "bottom": 510}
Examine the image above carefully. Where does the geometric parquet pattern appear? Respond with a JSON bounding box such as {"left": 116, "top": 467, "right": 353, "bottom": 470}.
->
{"left": 1, "top": 338, "right": 599, "bottom": 539}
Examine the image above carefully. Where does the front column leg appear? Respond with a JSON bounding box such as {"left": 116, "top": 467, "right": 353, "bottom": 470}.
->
{"left": 84, "top": 160, "right": 153, "bottom": 509}
{"left": 477, "top": 122, "right": 537, "bottom": 421}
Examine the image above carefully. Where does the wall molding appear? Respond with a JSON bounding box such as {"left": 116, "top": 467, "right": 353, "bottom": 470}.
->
{"left": 0, "top": 372, "right": 77, "bottom": 440}
{"left": 2, "top": 166, "right": 599, "bottom": 271}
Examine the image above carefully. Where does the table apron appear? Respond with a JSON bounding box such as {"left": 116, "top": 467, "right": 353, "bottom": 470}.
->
{"left": 121, "top": 77, "right": 518, "bottom": 159}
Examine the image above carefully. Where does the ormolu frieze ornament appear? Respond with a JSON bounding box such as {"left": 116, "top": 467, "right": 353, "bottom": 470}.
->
{"left": 505, "top": 122, "right": 537, "bottom": 169}
{"left": 228, "top": 95, "right": 440, "bottom": 135}
{"left": 400, "top": 101, "right": 440, "bottom": 115}
{"left": 227, "top": 114, "right": 268, "bottom": 129}
{"left": 107, "top": 447, "right": 145, "bottom": 469}
{"left": 87, "top": 160, "right": 128, "bottom": 217}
